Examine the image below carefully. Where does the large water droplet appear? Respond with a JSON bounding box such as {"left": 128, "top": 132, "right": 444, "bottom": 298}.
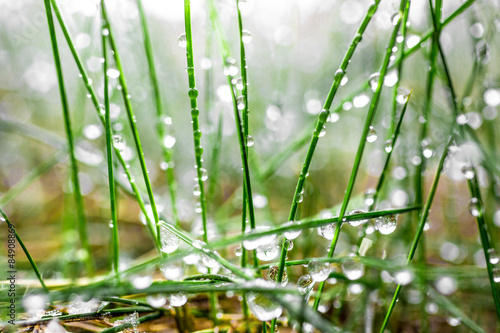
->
{"left": 246, "top": 135, "right": 254, "bottom": 147}
{"left": 112, "top": 135, "right": 125, "bottom": 151}
{"left": 364, "top": 188, "right": 376, "bottom": 206}
{"left": 106, "top": 68, "right": 120, "bottom": 79}
{"left": 163, "top": 135, "right": 176, "bottom": 149}
{"left": 242, "top": 29, "right": 252, "bottom": 44}
{"left": 384, "top": 139, "right": 393, "bottom": 153}
{"left": 317, "top": 223, "right": 335, "bottom": 240}
{"left": 247, "top": 293, "right": 283, "bottom": 321}
{"left": 375, "top": 215, "right": 397, "bottom": 235}
{"left": 168, "top": 292, "right": 188, "bottom": 307}
{"left": 341, "top": 257, "right": 365, "bottom": 280}
{"left": 347, "top": 210, "right": 367, "bottom": 227}
{"left": 396, "top": 87, "right": 411, "bottom": 104}
{"left": 435, "top": 276, "right": 457, "bottom": 295}
{"left": 267, "top": 265, "right": 288, "bottom": 286}
{"left": 243, "top": 226, "right": 277, "bottom": 250}
{"left": 308, "top": 259, "right": 331, "bottom": 282}
{"left": 177, "top": 33, "right": 187, "bottom": 48}
{"left": 160, "top": 224, "right": 180, "bottom": 254}
{"left": 369, "top": 72, "right": 380, "bottom": 91}
{"left": 146, "top": 294, "right": 166, "bottom": 308}
{"left": 223, "top": 57, "right": 238, "bottom": 77}
{"left": 366, "top": 126, "right": 377, "bottom": 143}
{"left": 297, "top": 274, "right": 315, "bottom": 295}
{"left": 256, "top": 242, "right": 280, "bottom": 261}
{"left": 283, "top": 221, "right": 301, "bottom": 240}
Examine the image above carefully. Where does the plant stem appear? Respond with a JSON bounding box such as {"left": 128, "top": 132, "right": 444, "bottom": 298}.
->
{"left": 136, "top": 0, "right": 179, "bottom": 225}
{"left": 1, "top": 209, "right": 49, "bottom": 292}
{"left": 101, "top": 7, "right": 119, "bottom": 277}
{"left": 43, "top": 0, "right": 94, "bottom": 276}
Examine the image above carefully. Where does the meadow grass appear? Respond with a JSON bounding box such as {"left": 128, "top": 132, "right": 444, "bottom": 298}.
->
{"left": 1, "top": 0, "right": 499, "bottom": 332}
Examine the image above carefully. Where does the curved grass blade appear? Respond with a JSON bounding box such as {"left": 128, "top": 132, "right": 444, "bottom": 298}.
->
{"left": 43, "top": 0, "right": 94, "bottom": 276}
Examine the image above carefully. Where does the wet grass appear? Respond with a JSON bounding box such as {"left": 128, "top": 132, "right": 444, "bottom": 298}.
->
{"left": 0, "top": 0, "right": 499, "bottom": 332}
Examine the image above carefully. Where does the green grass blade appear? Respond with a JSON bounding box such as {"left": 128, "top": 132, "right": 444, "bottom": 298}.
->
{"left": 136, "top": 0, "right": 179, "bottom": 225}
{"left": 1, "top": 209, "right": 49, "bottom": 292}
{"left": 43, "top": 0, "right": 94, "bottom": 276}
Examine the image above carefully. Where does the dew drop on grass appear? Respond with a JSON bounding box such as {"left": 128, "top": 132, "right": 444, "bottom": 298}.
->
{"left": 247, "top": 293, "right": 283, "bottom": 321}
{"left": 396, "top": 87, "right": 411, "bottom": 104}
{"left": 493, "top": 268, "right": 500, "bottom": 283}
{"left": 364, "top": 188, "right": 376, "bottom": 206}
{"left": 177, "top": 33, "right": 187, "bottom": 48}
{"left": 375, "top": 215, "right": 397, "bottom": 235}
{"left": 256, "top": 242, "right": 280, "bottom": 261}
{"left": 160, "top": 224, "right": 180, "bottom": 254}
{"left": 106, "top": 68, "right": 120, "bottom": 79}
{"left": 192, "top": 184, "right": 201, "bottom": 197}
{"left": 243, "top": 226, "right": 276, "bottom": 250}
{"left": 84, "top": 124, "right": 102, "bottom": 140}
{"left": 317, "top": 223, "right": 335, "bottom": 240}
{"left": 469, "top": 197, "right": 481, "bottom": 217}
{"left": 488, "top": 248, "right": 499, "bottom": 265}
{"left": 308, "top": 259, "right": 331, "bottom": 282}
{"left": 146, "top": 294, "right": 166, "bottom": 308}
{"left": 202, "top": 254, "right": 220, "bottom": 269}
{"left": 318, "top": 125, "right": 327, "bottom": 137}
{"left": 461, "top": 165, "right": 475, "bottom": 179}
{"left": 394, "top": 270, "right": 413, "bottom": 285}
{"left": 160, "top": 262, "right": 183, "bottom": 280}
{"left": 112, "top": 135, "right": 125, "bottom": 151}
{"left": 341, "top": 257, "right": 365, "bottom": 280}
{"left": 328, "top": 112, "right": 340, "bottom": 123}
{"left": 347, "top": 210, "right": 367, "bottom": 227}
{"left": 456, "top": 113, "right": 469, "bottom": 125}
{"left": 286, "top": 240, "right": 293, "bottom": 250}
{"left": 234, "top": 246, "right": 243, "bottom": 257}
{"left": 353, "top": 93, "right": 370, "bottom": 108}
{"left": 246, "top": 135, "right": 254, "bottom": 147}
{"left": 297, "top": 274, "right": 314, "bottom": 295}
{"left": 384, "top": 139, "right": 393, "bottom": 153}
{"left": 484, "top": 88, "right": 500, "bottom": 107}
{"left": 168, "top": 292, "right": 188, "bottom": 307}
{"left": 267, "top": 265, "right": 288, "bottom": 286}
{"left": 283, "top": 221, "right": 301, "bottom": 240}
{"left": 236, "top": 95, "right": 245, "bottom": 110}
{"left": 369, "top": 72, "right": 380, "bottom": 91}
{"left": 235, "top": 77, "right": 244, "bottom": 90}
{"left": 224, "top": 57, "right": 238, "bottom": 77}
{"left": 195, "top": 202, "right": 202, "bottom": 213}
{"left": 188, "top": 88, "right": 198, "bottom": 99}
{"left": 366, "top": 126, "right": 377, "bottom": 142}
{"left": 242, "top": 29, "right": 252, "bottom": 44}
{"left": 195, "top": 168, "right": 208, "bottom": 182}
{"left": 447, "top": 317, "right": 462, "bottom": 327}
{"left": 131, "top": 275, "right": 153, "bottom": 289}
{"left": 341, "top": 76, "right": 348, "bottom": 86}
{"left": 163, "top": 135, "right": 176, "bottom": 149}
{"left": 435, "top": 276, "right": 457, "bottom": 295}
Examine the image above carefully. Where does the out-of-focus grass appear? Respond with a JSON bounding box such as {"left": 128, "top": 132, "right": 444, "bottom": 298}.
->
{"left": 0, "top": 0, "right": 500, "bottom": 332}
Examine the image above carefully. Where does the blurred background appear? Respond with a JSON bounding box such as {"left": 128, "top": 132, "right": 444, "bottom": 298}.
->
{"left": 0, "top": 0, "right": 500, "bottom": 329}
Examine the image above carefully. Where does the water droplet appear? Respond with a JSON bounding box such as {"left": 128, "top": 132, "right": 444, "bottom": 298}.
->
{"left": 243, "top": 226, "right": 277, "bottom": 250}
{"left": 146, "top": 294, "right": 166, "bottom": 308}
{"left": 369, "top": 72, "right": 380, "bottom": 91}
{"left": 308, "top": 259, "right": 331, "bottom": 282}
{"left": 328, "top": 112, "right": 340, "bottom": 123}
{"left": 396, "top": 87, "right": 410, "bottom": 104}
{"left": 177, "top": 33, "right": 187, "bottom": 48}
{"left": 235, "top": 77, "right": 244, "bottom": 90}
{"left": 102, "top": 28, "right": 109, "bottom": 36}
{"left": 197, "top": 168, "right": 208, "bottom": 182}
{"left": 247, "top": 292, "right": 283, "bottom": 321}
{"left": 493, "top": 268, "right": 500, "bottom": 283}
{"left": 256, "top": 242, "right": 280, "bottom": 261}
{"left": 341, "top": 257, "right": 365, "bottom": 280}
{"left": 488, "top": 248, "right": 499, "bottom": 265}
{"left": 236, "top": 95, "right": 245, "bottom": 110}
{"left": 435, "top": 276, "right": 457, "bottom": 295}
{"left": 168, "top": 292, "right": 187, "bottom": 307}
{"left": 202, "top": 254, "right": 219, "bottom": 268}
{"left": 384, "top": 139, "right": 393, "bottom": 153}
{"left": 242, "top": 29, "right": 252, "bottom": 44}
{"left": 353, "top": 93, "right": 370, "bottom": 108}
{"left": 160, "top": 262, "right": 183, "bottom": 280}
{"left": 192, "top": 184, "right": 201, "bottom": 197}
{"left": 347, "top": 210, "right": 367, "bottom": 227}
{"left": 234, "top": 246, "right": 243, "bottom": 257}
{"left": 366, "top": 126, "right": 377, "bottom": 143}
{"left": 319, "top": 125, "right": 327, "bottom": 137}
{"left": 195, "top": 202, "right": 202, "bottom": 213}
{"left": 394, "top": 270, "right": 414, "bottom": 285}
{"left": 375, "top": 215, "right": 397, "bottom": 235}
{"left": 106, "top": 68, "right": 120, "bottom": 79}
{"left": 456, "top": 113, "right": 469, "bottom": 125}
{"left": 448, "top": 317, "right": 462, "bottom": 327}
{"left": 112, "top": 135, "right": 125, "bottom": 151}
{"left": 317, "top": 223, "right": 335, "bottom": 240}
{"left": 283, "top": 221, "right": 301, "bottom": 240}
{"left": 461, "top": 165, "right": 475, "bottom": 179}
{"left": 297, "top": 274, "right": 314, "bottom": 295}
{"left": 245, "top": 135, "right": 254, "bottom": 147}
{"left": 131, "top": 275, "right": 153, "bottom": 289}
{"left": 223, "top": 57, "right": 238, "bottom": 77}
{"left": 84, "top": 124, "right": 103, "bottom": 140}
{"left": 163, "top": 135, "right": 176, "bottom": 149}
{"left": 160, "top": 224, "right": 180, "bottom": 254}
{"left": 364, "top": 188, "right": 376, "bottom": 206}
{"left": 188, "top": 88, "right": 198, "bottom": 99}
{"left": 484, "top": 89, "right": 500, "bottom": 107}
{"left": 267, "top": 265, "right": 288, "bottom": 286}
{"left": 469, "top": 197, "right": 481, "bottom": 217}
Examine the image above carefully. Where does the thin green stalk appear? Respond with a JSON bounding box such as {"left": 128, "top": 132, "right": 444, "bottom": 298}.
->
{"left": 183, "top": 0, "right": 218, "bottom": 323}
{"left": 312, "top": 1, "right": 407, "bottom": 311}
{"left": 43, "top": 0, "right": 94, "bottom": 276}
{"left": 101, "top": 1, "right": 162, "bottom": 248}
{"left": 100, "top": 312, "right": 163, "bottom": 333}
{"left": 426, "top": 0, "right": 500, "bottom": 319}
{"left": 49, "top": 0, "right": 159, "bottom": 251}
{"left": 101, "top": 9, "right": 119, "bottom": 277}
{"left": 274, "top": 2, "right": 383, "bottom": 305}
{"left": 380, "top": 133, "right": 454, "bottom": 331}
{"left": 136, "top": 0, "right": 179, "bottom": 225}
{"left": 0, "top": 209, "right": 49, "bottom": 292}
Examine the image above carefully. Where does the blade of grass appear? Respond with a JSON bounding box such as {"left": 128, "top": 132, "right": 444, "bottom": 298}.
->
{"left": 136, "top": 0, "right": 179, "bottom": 226}
{"left": 101, "top": 8, "right": 119, "bottom": 277}
{"left": 43, "top": 0, "right": 94, "bottom": 276}
{"left": 99, "top": 312, "right": 163, "bottom": 333}
{"left": 1, "top": 209, "right": 49, "bottom": 292}
{"left": 101, "top": 1, "right": 162, "bottom": 249}
{"left": 49, "top": 0, "right": 160, "bottom": 251}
